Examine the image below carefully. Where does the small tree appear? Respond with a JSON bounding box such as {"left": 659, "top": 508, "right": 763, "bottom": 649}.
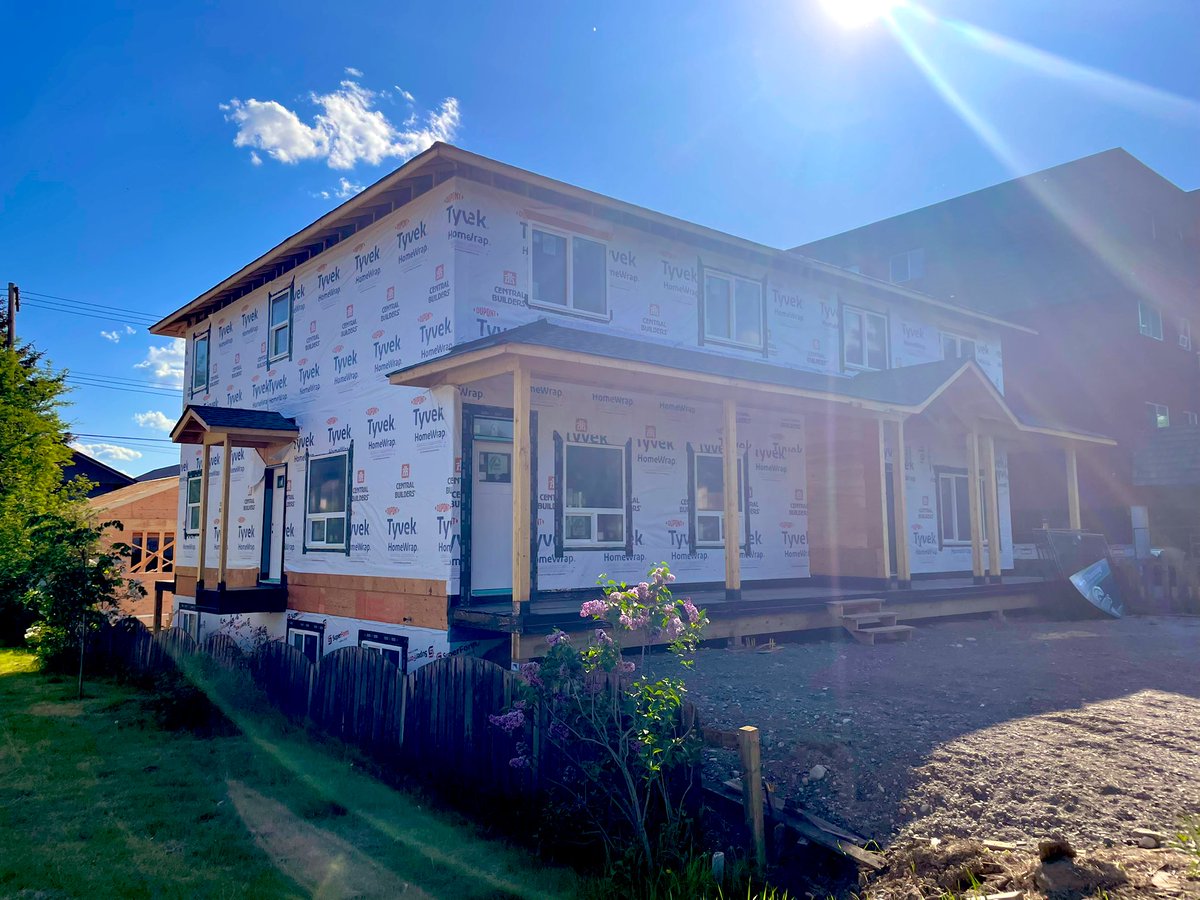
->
{"left": 491, "top": 563, "right": 708, "bottom": 875}
{"left": 23, "top": 512, "right": 142, "bottom": 695}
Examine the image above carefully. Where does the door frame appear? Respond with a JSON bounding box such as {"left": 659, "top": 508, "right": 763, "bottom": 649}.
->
{"left": 259, "top": 463, "right": 289, "bottom": 585}
{"left": 459, "top": 403, "right": 538, "bottom": 608}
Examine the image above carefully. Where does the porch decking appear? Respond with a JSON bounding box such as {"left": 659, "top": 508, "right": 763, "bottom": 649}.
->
{"left": 454, "top": 576, "right": 1054, "bottom": 653}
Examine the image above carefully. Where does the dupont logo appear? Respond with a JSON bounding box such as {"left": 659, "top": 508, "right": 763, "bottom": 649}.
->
{"left": 418, "top": 311, "right": 433, "bottom": 323}
{"left": 770, "top": 433, "right": 784, "bottom": 441}
{"left": 503, "top": 270, "right": 517, "bottom": 286}
{"left": 666, "top": 519, "right": 685, "bottom": 528}
{"left": 354, "top": 241, "right": 366, "bottom": 252}
{"left": 237, "top": 516, "right": 245, "bottom": 524}
{"left": 386, "top": 506, "right": 399, "bottom": 516}
{"left": 575, "top": 418, "right": 588, "bottom": 432}
{"left": 443, "top": 191, "right": 464, "bottom": 202}
{"left": 780, "top": 522, "right": 794, "bottom": 530}
{"left": 366, "top": 406, "right": 379, "bottom": 416}
{"left": 251, "top": 374, "right": 260, "bottom": 382}
{"left": 226, "top": 384, "right": 234, "bottom": 391}
{"left": 411, "top": 395, "right": 426, "bottom": 406}
{"left": 333, "top": 344, "right": 344, "bottom": 353}
{"left": 395, "top": 218, "right": 410, "bottom": 230}
{"left": 401, "top": 464, "right": 410, "bottom": 478}
{"left": 474, "top": 306, "right": 497, "bottom": 317}
{"left": 298, "top": 358, "right": 307, "bottom": 366}
{"left": 372, "top": 329, "right": 384, "bottom": 339}
{"left": 267, "top": 369, "right": 277, "bottom": 377}
{"left": 317, "top": 263, "right": 329, "bottom": 272}
{"left": 435, "top": 502, "right": 451, "bottom": 513}
{"left": 327, "top": 417, "right": 338, "bottom": 426}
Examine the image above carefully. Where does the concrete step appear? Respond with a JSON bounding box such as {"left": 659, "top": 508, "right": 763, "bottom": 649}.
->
{"left": 850, "top": 624, "right": 916, "bottom": 646}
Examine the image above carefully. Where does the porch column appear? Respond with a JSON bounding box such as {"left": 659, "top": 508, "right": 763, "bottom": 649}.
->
{"left": 983, "top": 434, "right": 1003, "bottom": 583}
{"left": 1065, "top": 445, "right": 1082, "bottom": 530}
{"left": 891, "top": 418, "right": 911, "bottom": 587}
{"left": 217, "top": 435, "right": 233, "bottom": 587}
{"left": 196, "top": 441, "right": 212, "bottom": 588}
{"left": 966, "top": 430, "right": 985, "bottom": 584}
{"left": 511, "top": 362, "right": 532, "bottom": 615}
{"left": 876, "top": 418, "right": 892, "bottom": 583}
{"left": 723, "top": 397, "right": 741, "bottom": 602}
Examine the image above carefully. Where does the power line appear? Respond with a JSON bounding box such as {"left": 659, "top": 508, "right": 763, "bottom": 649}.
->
{"left": 22, "top": 289, "right": 168, "bottom": 320}
{"left": 69, "top": 369, "right": 183, "bottom": 389}
{"left": 65, "top": 379, "right": 182, "bottom": 399}
{"left": 22, "top": 301, "right": 160, "bottom": 327}
{"left": 71, "top": 432, "right": 176, "bottom": 445}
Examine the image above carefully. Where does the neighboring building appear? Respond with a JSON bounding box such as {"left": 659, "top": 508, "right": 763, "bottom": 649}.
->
{"left": 89, "top": 474, "right": 178, "bottom": 628}
{"left": 796, "top": 149, "right": 1200, "bottom": 551}
{"left": 64, "top": 449, "right": 136, "bottom": 497}
{"left": 150, "top": 143, "right": 1110, "bottom": 667}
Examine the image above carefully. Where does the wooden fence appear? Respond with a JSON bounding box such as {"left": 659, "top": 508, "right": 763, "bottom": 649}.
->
{"left": 1112, "top": 557, "right": 1200, "bottom": 615}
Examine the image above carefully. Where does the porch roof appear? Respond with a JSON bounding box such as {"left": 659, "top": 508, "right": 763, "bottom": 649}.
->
{"left": 389, "top": 320, "right": 1114, "bottom": 445}
{"left": 170, "top": 404, "right": 299, "bottom": 447}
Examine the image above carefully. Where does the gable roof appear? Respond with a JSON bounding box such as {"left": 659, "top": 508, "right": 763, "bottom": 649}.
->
{"left": 170, "top": 405, "right": 299, "bottom": 446}
{"left": 88, "top": 475, "right": 177, "bottom": 513}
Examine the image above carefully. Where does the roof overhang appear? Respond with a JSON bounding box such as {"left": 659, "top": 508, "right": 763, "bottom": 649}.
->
{"left": 153, "top": 144, "right": 1036, "bottom": 338}
{"left": 170, "top": 406, "right": 299, "bottom": 448}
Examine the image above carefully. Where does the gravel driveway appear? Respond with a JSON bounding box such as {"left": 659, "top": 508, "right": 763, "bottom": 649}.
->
{"left": 646, "top": 613, "right": 1200, "bottom": 848}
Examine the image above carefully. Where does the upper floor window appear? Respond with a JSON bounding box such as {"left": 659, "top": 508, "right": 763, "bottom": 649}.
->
{"left": 702, "top": 271, "right": 763, "bottom": 350}
{"left": 843, "top": 306, "right": 888, "bottom": 371}
{"left": 1180, "top": 318, "right": 1192, "bottom": 351}
{"left": 191, "top": 333, "right": 210, "bottom": 394}
{"left": 941, "top": 332, "right": 977, "bottom": 361}
{"left": 306, "top": 451, "right": 349, "bottom": 550}
{"left": 1146, "top": 402, "right": 1169, "bottom": 429}
{"left": 563, "top": 443, "right": 625, "bottom": 548}
{"left": 1139, "top": 302, "right": 1163, "bottom": 340}
{"left": 530, "top": 228, "right": 608, "bottom": 318}
{"left": 1184, "top": 411, "right": 1199, "bottom": 426}
{"left": 186, "top": 473, "right": 202, "bottom": 534}
{"left": 889, "top": 248, "right": 924, "bottom": 284}
{"left": 268, "top": 285, "right": 293, "bottom": 362}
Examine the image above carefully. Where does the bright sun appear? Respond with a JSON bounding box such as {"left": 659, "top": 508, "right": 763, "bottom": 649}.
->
{"left": 819, "top": 0, "right": 900, "bottom": 29}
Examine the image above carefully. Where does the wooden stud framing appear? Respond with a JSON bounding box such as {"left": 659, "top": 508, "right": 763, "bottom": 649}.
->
{"left": 723, "top": 397, "right": 741, "bottom": 601}
{"left": 966, "top": 430, "right": 985, "bottom": 583}
{"left": 196, "top": 444, "right": 211, "bottom": 585}
{"left": 891, "top": 418, "right": 912, "bottom": 585}
{"left": 877, "top": 417, "right": 892, "bottom": 581}
{"left": 983, "top": 434, "right": 1003, "bottom": 581}
{"left": 217, "top": 436, "right": 233, "bottom": 586}
{"left": 511, "top": 362, "right": 532, "bottom": 614}
{"left": 1066, "top": 445, "right": 1082, "bottom": 530}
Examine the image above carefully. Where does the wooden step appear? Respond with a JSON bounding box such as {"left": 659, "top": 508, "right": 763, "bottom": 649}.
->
{"left": 826, "top": 597, "right": 885, "bottom": 618}
{"left": 841, "top": 611, "right": 898, "bottom": 631}
{"left": 850, "top": 624, "right": 916, "bottom": 646}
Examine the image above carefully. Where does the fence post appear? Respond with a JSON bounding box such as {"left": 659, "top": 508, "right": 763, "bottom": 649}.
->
{"left": 737, "top": 725, "right": 766, "bottom": 868}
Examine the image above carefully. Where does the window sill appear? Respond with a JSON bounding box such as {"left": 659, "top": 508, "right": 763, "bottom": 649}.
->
{"left": 564, "top": 543, "right": 626, "bottom": 552}
{"left": 305, "top": 545, "right": 347, "bottom": 553}
{"left": 528, "top": 300, "right": 612, "bottom": 324}
{"left": 703, "top": 335, "right": 765, "bottom": 353}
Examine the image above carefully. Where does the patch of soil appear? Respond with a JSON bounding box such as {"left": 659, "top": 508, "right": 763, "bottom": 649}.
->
{"left": 26, "top": 701, "right": 83, "bottom": 717}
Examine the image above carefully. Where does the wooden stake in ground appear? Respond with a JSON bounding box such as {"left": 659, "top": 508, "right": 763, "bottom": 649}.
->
{"left": 738, "top": 725, "right": 766, "bottom": 868}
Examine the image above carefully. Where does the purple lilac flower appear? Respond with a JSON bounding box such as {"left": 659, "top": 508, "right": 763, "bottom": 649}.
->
{"left": 636, "top": 582, "right": 651, "bottom": 602}
{"left": 665, "top": 615, "right": 684, "bottom": 639}
{"left": 618, "top": 659, "right": 636, "bottom": 674}
{"left": 519, "top": 661, "right": 543, "bottom": 687}
{"left": 682, "top": 598, "right": 700, "bottom": 624}
{"left": 546, "top": 629, "right": 571, "bottom": 646}
{"left": 595, "top": 628, "right": 614, "bottom": 646}
{"left": 579, "top": 598, "right": 608, "bottom": 618}
{"left": 509, "top": 755, "right": 531, "bottom": 769}
{"left": 488, "top": 707, "right": 527, "bottom": 734}
{"left": 549, "top": 720, "right": 570, "bottom": 741}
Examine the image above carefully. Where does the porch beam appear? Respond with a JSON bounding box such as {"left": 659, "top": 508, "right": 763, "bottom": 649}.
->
{"left": 511, "top": 362, "right": 532, "bottom": 615}
{"left": 890, "top": 418, "right": 911, "bottom": 586}
{"left": 196, "top": 444, "right": 211, "bottom": 587}
{"left": 723, "top": 397, "right": 741, "bottom": 601}
{"left": 1065, "top": 445, "right": 1082, "bottom": 530}
{"left": 966, "top": 430, "right": 985, "bottom": 584}
{"left": 983, "top": 434, "right": 1003, "bottom": 582}
{"left": 217, "top": 435, "right": 233, "bottom": 586}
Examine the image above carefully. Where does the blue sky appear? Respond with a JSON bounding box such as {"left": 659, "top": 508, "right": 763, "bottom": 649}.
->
{"left": 3, "top": 0, "right": 1198, "bottom": 474}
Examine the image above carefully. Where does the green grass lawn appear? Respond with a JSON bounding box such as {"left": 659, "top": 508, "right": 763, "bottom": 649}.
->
{"left": 0, "top": 648, "right": 578, "bottom": 899}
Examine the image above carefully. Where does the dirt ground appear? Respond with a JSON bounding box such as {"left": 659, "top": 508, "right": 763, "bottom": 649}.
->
{"left": 645, "top": 613, "right": 1200, "bottom": 855}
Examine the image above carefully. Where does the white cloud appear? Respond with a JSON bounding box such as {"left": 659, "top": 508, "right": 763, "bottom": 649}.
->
{"left": 70, "top": 441, "right": 143, "bottom": 464}
{"left": 250, "top": 151, "right": 263, "bottom": 166}
{"left": 101, "top": 329, "right": 121, "bottom": 343}
{"left": 345, "top": 66, "right": 363, "bottom": 78}
{"left": 223, "top": 76, "right": 460, "bottom": 170}
{"left": 135, "top": 339, "right": 185, "bottom": 388}
{"left": 125, "top": 325, "right": 136, "bottom": 335}
{"left": 134, "top": 410, "right": 174, "bottom": 432}
{"left": 335, "top": 177, "right": 363, "bottom": 198}
{"left": 394, "top": 86, "right": 415, "bottom": 103}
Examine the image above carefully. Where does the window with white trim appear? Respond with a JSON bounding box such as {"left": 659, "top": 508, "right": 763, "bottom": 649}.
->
{"left": 268, "top": 286, "right": 292, "bottom": 361}
{"left": 941, "top": 332, "right": 977, "bottom": 360}
{"left": 694, "top": 454, "right": 744, "bottom": 547}
{"left": 1180, "top": 318, "right": 1192, "bottom": 350}
{"left": 289, "top": 628, "right": 320, "bottom": 663}
{"left": 563, "top": 443, "right": 625, "bottom": 547}
{"left": 889, "top": 248, "right": 924, "bottom": 283}
{"left": 1146, "top": 402, "right": 1170, "bottom": 429}
{"left": 359, "top": 631, "right": 408, "bottom": 673}
{"left": 530, "top": 227, "right": 608, "bottom": 317}
{"left": 191, "top": 333, "right": 210, "bottom": 393}
{"left": 180, "top": 609, "right": 199, "bottom": 641}
{"left": 1139, "top": 302, "right": 1163, "bottom": 340}
{"left": 936, "top": 469, "right": 988, "bottom": 547}
{"left": 306, "top": 452, "right": 349, "bottom": 549}
{"left": 1184, "top": 411, "right": 1199, "bottom": 426}
{"left": 842, "top": 306, "right": 888, "bottom": 371}
{"left": 186, "top": 473, "right": 202, "bottom": 533}
{"left": 703, "top": 271, "right": 764, "bottom": 350}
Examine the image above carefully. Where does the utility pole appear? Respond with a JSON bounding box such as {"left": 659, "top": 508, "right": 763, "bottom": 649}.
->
{"left": 6, "top": 282, "right": 18, "bottom": 350}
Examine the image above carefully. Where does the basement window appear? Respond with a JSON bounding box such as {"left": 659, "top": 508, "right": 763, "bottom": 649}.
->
{"left": 702, "top": 270, "right": 764, "bottom": 350}
{"left": 359, "top": 631, "right": 409, "bottom": 674}
{"left": 306, "top": 452, "right": 349, "bottom": 550}
{"left": 191, "top": 333, "right": 210, "bottom": 394}
{"left": 268, "top": 285, "right": 293, "bottom": 361}
{"left": 288, "top": 627, "right": 321, "bottom": 663}
{"left": 530, "top": 227, "right": 608, "bottom": 318}
{"left": 564, "top": 443, "right": 625, "bottom": 548}
{"left": 694, "top": 454, "right": 744, "bottom": 547}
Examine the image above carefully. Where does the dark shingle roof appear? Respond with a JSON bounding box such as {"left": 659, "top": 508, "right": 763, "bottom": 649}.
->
{"left": 1133, "top": 424, "right": 1200, "bottom": 486}
{"left": 183, "top": 405, "right": 299, "bottom": 432}
{"left": 136, "top": 464, "right": 179, "bottom": 482}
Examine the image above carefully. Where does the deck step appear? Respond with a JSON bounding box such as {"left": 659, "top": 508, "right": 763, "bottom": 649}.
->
{"left": 826, "top": 597, "right": 885, "bottom": 618}
{"left": 850, "top": 624, "right": 916, "bottom": 645}
{"left": 841, "top": 611, "right": 898, "bottom": 631}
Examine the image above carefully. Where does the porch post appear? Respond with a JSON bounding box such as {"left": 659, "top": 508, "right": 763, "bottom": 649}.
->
{"left": 983, "top": 434, "right": 1003, "bottom": 583}
{"left": 511, "top": 362, "right": 532, "bottom": 615}
{"left": 1065, "top": 445, "right": 1082, "bottom": 530}
{"left": 876, "top": 417, "right": 892, "bottom": 583}
{"left": 891, "top": 418, "right": 911, "bottom": 587}
{"left": 966, "top": 430, "right": 985, "bottom": 584}
{"left": 196, "top": 441, "right": 212, "bottom": 589}
{"left": 217, "top": 435, "right": 233, "bottom": 588}
{"left": 723, "top": 397, "right": 741, "bottom": 602}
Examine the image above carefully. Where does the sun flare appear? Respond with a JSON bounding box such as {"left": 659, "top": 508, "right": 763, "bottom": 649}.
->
{"left": 819, "top": 0, "right": 901, "bottom": 29}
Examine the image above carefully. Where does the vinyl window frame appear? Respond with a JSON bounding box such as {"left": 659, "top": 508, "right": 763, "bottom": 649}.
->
{"left": 358, "top": 630, "right": 409, "bottom": 674}
{"left": 940, "top": 331, "right": 977, "bottom": 361}
{"left": 842, "top": 305, "right": 889, "bottom": 372}
{"left": 562, "top": 442, "right": 626, "bottom": 549}
{"left": 1184, "top": 411, "right": 1199, "bottom": 426}
{"left": 288, "top": 626, "right": 322, "bottom": 663}
{"left": 693, "top": 453, "right": 745, "bottom": 549}
{"left": 185, "top": 472, "right": 202, "bottom": 536}
{"left": 528, "top": 225, "right": 610, "bottom": 321}
{"left": 1146, "top": 402, "right": 1170, "bottom": 429}
{"left": 1139, "top": 301, "right": 1164, "bottom": 340}
{"left": 889, "top": 248, "right": 924, "bottom": 284}
{"left": 934, "top": 466, "right": 988, "bottom": 548}
{"left": 1180, "top": 318, "right": 1192, "bottom": 351}
{"left": 191, "top": 331, "right": 210, "bottom": 395}
{"left": 305, "top": 450, "right": 350, "bottom": 551}
{"left": 701, "top": 269, "right": 765, "bottom": 351}
{"left": 267, "top": 283, "right": 294, "bottom": 363}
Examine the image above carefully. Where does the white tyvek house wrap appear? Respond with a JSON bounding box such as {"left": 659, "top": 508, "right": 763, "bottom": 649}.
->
{"left": 886, "top": 424, "right": 1014, "bottom": 575}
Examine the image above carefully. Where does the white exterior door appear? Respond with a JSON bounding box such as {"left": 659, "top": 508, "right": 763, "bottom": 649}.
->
{"left": 471, "top": 438, "right": 514, "bottom": 595}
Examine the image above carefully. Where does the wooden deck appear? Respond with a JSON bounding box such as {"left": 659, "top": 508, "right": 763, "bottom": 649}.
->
{"left": 453, "top": 576, "right": 1055, "bottom": 657}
